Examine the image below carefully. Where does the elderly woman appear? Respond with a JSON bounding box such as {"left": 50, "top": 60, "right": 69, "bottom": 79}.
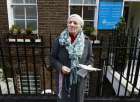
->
{"left": 50, "top": 14, "right": 93, "bottom": 102}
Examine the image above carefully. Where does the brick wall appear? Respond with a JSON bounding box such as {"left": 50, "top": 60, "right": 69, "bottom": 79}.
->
{"left": 0, "top": 0, "right": 9, "bottom": 32}
{"left": 38, "top": 0, "right": 68, "bottom": 46}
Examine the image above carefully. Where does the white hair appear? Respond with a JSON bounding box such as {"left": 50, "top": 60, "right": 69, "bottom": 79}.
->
{"left": 68, "top": 14, "right": 84, "bottom": 28}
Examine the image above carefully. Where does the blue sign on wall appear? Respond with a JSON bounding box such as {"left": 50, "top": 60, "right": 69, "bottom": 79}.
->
{"left": 98, "top": 0, "right": 123, "bottom": 30}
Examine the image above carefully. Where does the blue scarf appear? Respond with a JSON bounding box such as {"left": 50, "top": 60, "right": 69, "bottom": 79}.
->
{"left": 59, "top": 29, "right": 85, "bottom": 85}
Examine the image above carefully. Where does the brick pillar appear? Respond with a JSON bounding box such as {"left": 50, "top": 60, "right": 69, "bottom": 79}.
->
{"left": 38, "top": 0, "right": 68, "bottom": 46}
{"left": 0, "top": 0, "right": 9, "bottom": 32}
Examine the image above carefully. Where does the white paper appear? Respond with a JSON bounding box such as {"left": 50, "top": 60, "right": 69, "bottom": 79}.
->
{"left": 77, "top": 69, "right": 88, "bottom": 78}
{"left": 79, "top": 64, "right": 101, "bottom": 71}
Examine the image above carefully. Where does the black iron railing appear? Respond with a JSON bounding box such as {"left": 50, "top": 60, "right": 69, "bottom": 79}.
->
{"left": 0, "top": 32, "right": 140, "bottom": 102}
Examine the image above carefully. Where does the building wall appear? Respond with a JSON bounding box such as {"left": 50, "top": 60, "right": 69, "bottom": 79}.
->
{"left": 38, "top": 0, "right": 68, "bottom": 46}
{"left": 0, "top": 0, "right": 9, "bottom": 32}
{"left": 128, "top": 2, "right": 140, "bottom": 33}
{"left": 132, "top": 3, "right": 140, "bottom": 29}
{"left": 0, "top": 0, "right": 68, "bottom": 45}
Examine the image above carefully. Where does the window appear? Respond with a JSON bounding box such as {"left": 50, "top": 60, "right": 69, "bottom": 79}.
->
{"left": 7, "top": 0, "right": 38, "bottom": 33}
{"left": 69, "top": 0, "right": 99, "bottom": 29}
{"left": 21, "top": 72, "right": 41, "bottom": 94}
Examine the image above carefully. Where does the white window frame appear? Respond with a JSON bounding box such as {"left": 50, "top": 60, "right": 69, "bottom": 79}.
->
{"left": 68, "top": 0, "right": 99, "bottom": 29}
{"left": 7, "top": 0, "right": 38, "bottom": 34}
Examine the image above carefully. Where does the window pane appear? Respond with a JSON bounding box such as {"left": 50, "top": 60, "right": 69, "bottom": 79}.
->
{"left": 70, "top": 0, "right": 82, "bottom": 4}
{"left": 21, "top": 73, "right": 40, "bottom": 94}
{"left": 84, "top": 21, "right": 94, "bottom": 27}
{"left": 83, "top": 6, "right": 95, "bottom": 20}
{"left": 25, "top": 0, "right": 36, "bottom": 3}
{"left": 12, "top": 0, "right": 23, "bottom": 3}
{"left": 84, "top": 0, "right": 96, "bottom": 4}
{"left": 13, "top": 6, "right": 25, "bottom": 19}
{"left": 70, "top": 6, "right": 82, "bottom": 16}
{"left": 26, "top": 6, "right": 37, "bottom": 19}
{"left": 14, "top": 20, "right": 25, "bottom": 29}
{"left": 27, "top": 20, "right": 37, "bottom": 31}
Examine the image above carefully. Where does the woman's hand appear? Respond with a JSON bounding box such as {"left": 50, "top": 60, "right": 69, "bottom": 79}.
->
{"left": 62, "top": 66, "right": 71, "bottom": 75}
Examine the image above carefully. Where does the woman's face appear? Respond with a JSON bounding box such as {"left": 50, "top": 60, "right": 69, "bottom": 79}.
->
{"left": 67, "top": 18, "right": 81, "bottom": 35}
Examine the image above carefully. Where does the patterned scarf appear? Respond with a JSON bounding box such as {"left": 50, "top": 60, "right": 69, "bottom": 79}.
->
{"left": 59, "top": 29, "right": 85, "bottom": 85}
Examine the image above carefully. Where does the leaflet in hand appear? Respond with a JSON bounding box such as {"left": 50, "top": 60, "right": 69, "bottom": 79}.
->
{"left": 77, "top": 69, "right": 88, "bottom": 78}
{"left": 79, "top": 64, "right": 101, "bottom": 71}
